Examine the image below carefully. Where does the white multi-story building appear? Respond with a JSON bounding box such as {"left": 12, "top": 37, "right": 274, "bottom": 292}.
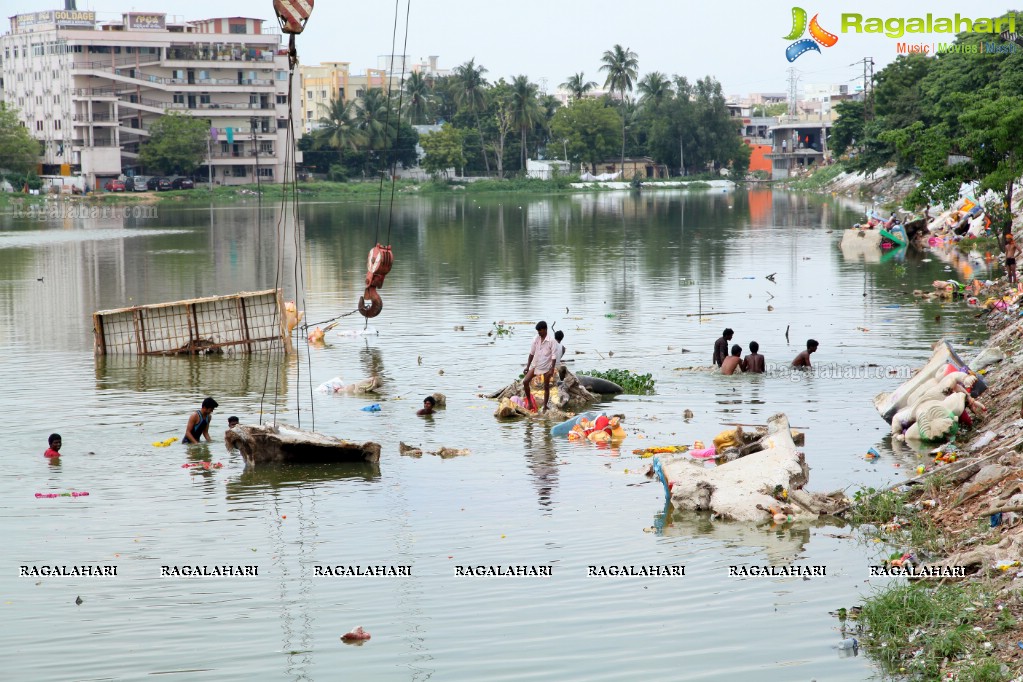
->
{"left": 0, "top": 9, "right": 301, "bottom": 188}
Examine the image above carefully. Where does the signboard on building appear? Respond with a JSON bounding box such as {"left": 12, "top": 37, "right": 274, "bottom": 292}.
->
{"left": 54, "top": 10, "right": 96, "bottom": 27}
{"left": 12, "top": 10, "right": 96, "bottom": 31}
{"left": 125, "top": 13, "right": 166, "bottom": 31}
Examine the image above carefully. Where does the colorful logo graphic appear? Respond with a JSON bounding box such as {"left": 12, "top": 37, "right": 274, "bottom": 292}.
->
{"left": 784, "top": 7, "right": 838, "bottom": 61}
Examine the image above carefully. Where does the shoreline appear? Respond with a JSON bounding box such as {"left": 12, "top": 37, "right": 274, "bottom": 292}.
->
{"left": 850, "top": 275, "right": 1023, "bottom": 679}
{"left": 0, "top": 177, "right": 732, "bottom": 213}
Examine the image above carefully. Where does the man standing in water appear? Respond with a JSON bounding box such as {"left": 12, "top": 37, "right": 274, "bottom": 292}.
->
{"left": 1005, "top": 233, "right": 1018, "bottom": 285}
{"left": 523, "top": 321, "right": 557, "bottom": 412}
{"left": 742, "top": 341, "right": 766, "bottom": 373}
{"left": 183, "top": 397, "right": 218, "bottom": 444}
{"left": 713, "top": 328, "right": 734, "bottom": 367}
{"left": 792, "top": 339, "right": 819, "bottom": 369}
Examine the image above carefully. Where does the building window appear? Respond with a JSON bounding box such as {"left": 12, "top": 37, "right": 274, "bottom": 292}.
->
{"left": 260, "top": 141, "right": 273, "bottom": 154}
{"left": 200, "top": 94, "right": 211, "bottom": 104}
{"left": 257, "top": 167, "right": 273, "bottom": 178}
{"left": 276, "top": 95, "right": 286, "bottom": 105}
{"left": 320, "top": 90, "right": 326, "bottom": 99}
{"left": 277, "top": 118, "right": 287, "bottom": 129}
{"left": 54, "top": 120, "right": 61, "bottom": 130}
{"left": 306, "top": 110, "right": 313, "bottom": 120}
{"left": 54, "top": 95, "right": 60, "bottom": 104}
{"left": 229, "top": 24, "right": 247, "bottom": 34}
{"left": 306, "top": 90, "right": 312, "bottom": 100}
{"left": 275, "top": 71, "right": 287, "bottom": 80}
{"left": 173, "top": 94, "right": 185, "bottom": 104}
{"left": 36, "top": 121, "right": 43, "bottom": 131}
{"left": 232, "top": 165, "right": 248, "bottom": 176}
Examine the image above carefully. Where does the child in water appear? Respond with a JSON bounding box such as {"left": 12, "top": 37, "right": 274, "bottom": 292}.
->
{"left": 44, "top": 433, "right": 61, "bottom": 458}
{"left": 417, "top": 396, "right": 436, "bottom": 416}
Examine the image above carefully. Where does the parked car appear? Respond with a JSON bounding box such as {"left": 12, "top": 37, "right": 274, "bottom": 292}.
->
{"left": 156, "top": 177, "right": 173, "bottom": 191}
{"left": 171, "top": 177, "right": 194, "bottom": 190}
{"left": 104, "top": 179, "right": 126, "bottom": 192}
{"left": 146, "top": 177, "right": 161, "bottom": 190}
{"left": 127, "top": 176, "right": 151, "bottom": 192}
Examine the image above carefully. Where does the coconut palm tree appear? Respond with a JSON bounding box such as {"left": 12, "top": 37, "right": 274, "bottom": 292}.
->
{"left": 599, "top": 44, "right": 639, "bottom": 171}
{"left": 560, "top": 72, "right": 597, "bottom": 101}
{"left": 452, "top": 58, "right": 491, "bottom": 173}
{"left": 316, "top": 97, "right": 365, "bottom": 163}
{"left": 404, "top": 71, "right": 432, "bottom": 124}
{"left": 510, "top": 75, "right": 542, "bottom": 172}
{"left": 637, "top": 71, "right": 672, "bottom": 109}
{"left": 355, "top": 88, "right": 399, "bottom": 173}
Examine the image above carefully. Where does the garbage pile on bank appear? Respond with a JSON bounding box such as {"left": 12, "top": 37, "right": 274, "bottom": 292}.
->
{"left": 652, "top": 414, "right": 845, "bottom": 523}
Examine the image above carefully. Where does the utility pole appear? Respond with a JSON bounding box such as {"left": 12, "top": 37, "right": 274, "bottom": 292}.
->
{"left": 787, "top": 67, "right": 800, "bottom": 118}
{"left": 851, "top": 57, "right": 875, "bottom": 121}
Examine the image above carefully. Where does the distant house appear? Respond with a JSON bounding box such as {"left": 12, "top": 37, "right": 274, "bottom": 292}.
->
{"left": 526, "top": 159, "right": 570, "bottom": 180}
{"left": 597, "top": 157, "right": 668, "bottom": 180}
{"left": 765, "top": 122, "right": 834, "bottom": 180}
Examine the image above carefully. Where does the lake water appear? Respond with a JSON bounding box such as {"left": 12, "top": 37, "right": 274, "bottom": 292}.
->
{"left": 0, "top": 189, "right": 990, "bottom": 681}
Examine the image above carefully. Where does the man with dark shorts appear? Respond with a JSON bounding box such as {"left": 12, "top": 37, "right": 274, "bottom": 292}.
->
{"left": 1005, "top": 234, "right": 1018, "bottom": 285}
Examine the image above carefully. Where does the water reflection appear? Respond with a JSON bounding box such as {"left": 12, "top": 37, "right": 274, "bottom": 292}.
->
{"left": 522, "top": 419, "right": 558, "bottom": 510}
{"left": 225, "top": 461, "right": 381, "bottom": 500}
{"left": 654, "top": 507, "right": 848, "bottom": 564}
{"left": 96, "top": 354, "right": 290, "bottom": 397}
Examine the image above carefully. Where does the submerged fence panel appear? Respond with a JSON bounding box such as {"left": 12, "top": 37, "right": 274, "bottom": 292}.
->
{"left": 93, "top": 289, "right": 293, "bottom": 356}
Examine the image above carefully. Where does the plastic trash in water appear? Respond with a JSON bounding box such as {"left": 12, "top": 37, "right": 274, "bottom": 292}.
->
{"left": 361, "top": 404, "right": 382, "bottom": 412}
{"left": 837, "top": 638, "right": 858, "bottom": 650}
{"left": 865, "top": 448, "right": 880, "bottom": 461}
{"left": 991, "top": 512, "right": 1003, "bottom": 528}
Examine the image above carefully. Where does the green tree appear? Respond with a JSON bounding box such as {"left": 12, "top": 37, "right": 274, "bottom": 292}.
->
{"left": 420, "top": 124, "right": 466, "bottom": 176}
{"left": 452, "top": 58, "right": 491, "bottom": 173}
{"left": 561, "top": 72, "right": 597, "bottom": 101}
{"left": 0, "top": 104, "right": 41, "bottom": 176}
{"left": 956, "top": 96, "right": 1023, "bottom": 229}
{"left": 637, "top": 71, "right": 672, "bottom": 109}
{"left": 599, "top": 44, "right": 639, "bottom": 170}
{"left": 510, "top": 75, "right": 542, "bottom": 171}
{"left": 404, "top": 71, "right": 433, "bottom": 125}
{"left": 316, "top": 97, "right": 365, "bottom": 164}
{"left": 550, "top": 98, "right": 621, "bottom": 174}
{"left": 139, "top": 111, "right": 209, "bottom": 175}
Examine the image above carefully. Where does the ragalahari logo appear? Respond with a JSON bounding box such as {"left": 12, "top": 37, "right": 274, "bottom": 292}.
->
{"left": 784, "top": 7, "right": 839, "bottom": 61}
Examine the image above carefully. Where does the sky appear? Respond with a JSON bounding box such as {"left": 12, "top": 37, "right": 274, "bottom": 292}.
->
{"left": 4, "top": 0, "right": 1019, "bottom": 97}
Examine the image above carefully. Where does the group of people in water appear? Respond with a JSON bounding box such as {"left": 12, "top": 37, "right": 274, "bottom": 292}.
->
{"left": 712, "top": 328, "right": 819, "bottom": 375}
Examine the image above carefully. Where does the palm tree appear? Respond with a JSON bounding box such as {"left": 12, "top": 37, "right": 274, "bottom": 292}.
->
{"left": 637, "top": 71, "right": 672, "bottom": 109}
{"left": 510, "top": 75, "right": 542, "bottom": 172}
{"left": 356, "top": 88, "right": 398, "bottom": 172}
{"left": 599, "top": 44, "right": 639, "bottom": 171}
{"left": 316, "top": 97, "right": 365, "bottom": 163}
{"left": 404, "top": 71, "right": 432, "bottom": 125}
{"left": 452, "top": 58, "right": 491, "bottom": 173}
{"left": 560, "top": 72, "right": 597, "bottom": 101}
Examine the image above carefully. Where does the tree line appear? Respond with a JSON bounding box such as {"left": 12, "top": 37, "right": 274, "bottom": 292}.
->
{"left": 301, "top": 44, "right": 750, "bottom": 179}
{"left": 830, "top": 15, "right": 1023, "bottom": 229}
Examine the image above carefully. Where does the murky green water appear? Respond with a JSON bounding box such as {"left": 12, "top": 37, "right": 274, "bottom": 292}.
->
{"left": 1, "top": 189, "right": 989, "bottom": 680}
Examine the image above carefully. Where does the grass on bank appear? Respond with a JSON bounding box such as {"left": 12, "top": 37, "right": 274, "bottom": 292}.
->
{"left": 859, "top": 582, "right": 1018, "bottom": 681}
{"left": 779, "top": 162, "right": 846, "bottom": 191}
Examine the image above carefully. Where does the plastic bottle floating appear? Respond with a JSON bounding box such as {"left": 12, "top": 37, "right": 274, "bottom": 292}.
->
{"left": 181, "top": 462, "right": 224, "bottom": 470}
{"left": 35, "top": 491, "right": 89, "bottom": 498}
{"left": 152, "top": 437, "right": 178, "bottom": 447}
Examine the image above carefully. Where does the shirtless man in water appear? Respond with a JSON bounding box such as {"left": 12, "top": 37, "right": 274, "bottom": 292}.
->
{"left": 742, "top": 341, "right": 765, "bottom": 373}
{"left": 1005, "top": 234, "right": 1019, "bottom": 285}
{"left": 792, "top": 339, "right": 819, "bottom": 369}
{"left": 721, "top": 345, "right": 744, "bottom": 375}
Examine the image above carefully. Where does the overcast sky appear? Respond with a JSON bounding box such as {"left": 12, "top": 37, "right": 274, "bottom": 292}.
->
{"left": 4, "top": 0, "right": 1016, "bottom": 96}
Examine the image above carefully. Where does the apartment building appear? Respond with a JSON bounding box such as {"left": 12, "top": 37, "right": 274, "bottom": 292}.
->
{"left": 0, "top": 9, "right": 301, "bottom": 188}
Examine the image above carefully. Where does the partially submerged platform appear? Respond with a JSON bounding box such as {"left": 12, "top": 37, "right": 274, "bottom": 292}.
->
{"left": 93, "top": 289, "right": 293, "bottom": 356}
{"left": 226, "top": 423, "right": 381, "bottom": 466}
